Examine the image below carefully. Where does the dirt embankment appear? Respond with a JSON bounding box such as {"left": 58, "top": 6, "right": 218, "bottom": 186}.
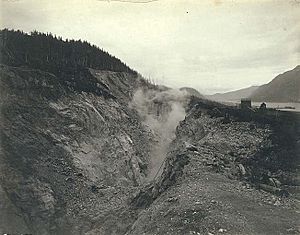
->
{"left": 127, "top": 98, "right": 300, "bottom": 235}
{"left": 0, "top": 64, "right": 156, "bottom": 234}
{"left": 0, "top": 63, "right": 193, "bottom": 234}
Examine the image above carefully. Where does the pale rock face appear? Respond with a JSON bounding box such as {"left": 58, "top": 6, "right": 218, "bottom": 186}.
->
{"left": 0, "top": 65, "right": 154, "bottom": 234}
{"left": 0, "top": 63, "right": 192, "bottom": 234}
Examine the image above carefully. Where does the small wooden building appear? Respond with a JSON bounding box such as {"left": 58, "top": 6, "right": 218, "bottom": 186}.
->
{"left": 240, "top": 98, "right": 251, "bottom": 109}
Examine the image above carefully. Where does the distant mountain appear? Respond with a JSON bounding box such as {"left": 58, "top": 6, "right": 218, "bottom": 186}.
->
{"left": 206, "top": 86, "right": 259, "bottom": 102}
{"left": 251, "top": 65, "right": 300, "bottom": 103}
{"left": 207, "top": 65, "right": 300, "bottom": 103}
{"left": 179, "top": 87, "right": 204, "bottom": 98}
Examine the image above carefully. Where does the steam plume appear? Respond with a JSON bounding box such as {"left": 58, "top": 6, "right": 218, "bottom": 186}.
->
{"left": 130, "top": 88, "right": 188, "bottom": 180}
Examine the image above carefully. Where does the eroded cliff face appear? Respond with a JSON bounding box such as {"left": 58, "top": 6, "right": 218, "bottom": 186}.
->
{"left": 0, "top": 64, "right": 156, "bottom": 234}
{"left": 0, "top": 63, "right": 194, "bottom": 234}
{"left": 1, "top": 64, "right": 299, "bottom": 235}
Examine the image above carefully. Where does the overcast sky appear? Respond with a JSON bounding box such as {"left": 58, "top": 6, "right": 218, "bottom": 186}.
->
{"left": 1, "top": 0, "right": 299, "bottom": 94}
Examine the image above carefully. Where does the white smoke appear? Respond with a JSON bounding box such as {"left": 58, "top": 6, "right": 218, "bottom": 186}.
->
{"left": 130, "top": 88, "right": 188, "bottom": 181}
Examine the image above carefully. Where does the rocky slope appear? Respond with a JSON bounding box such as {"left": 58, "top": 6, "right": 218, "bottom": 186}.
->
{"left": 127, "top": 98, "right": 300, "bottom": 235}
{"left": 1, "top": 63, "right": 299, "bottom": 234}
{"left": 0, "top": 64, "right": 155, "bottom": 234}
{"left": 0, "top": 63, "right": 195, "bottom": 234}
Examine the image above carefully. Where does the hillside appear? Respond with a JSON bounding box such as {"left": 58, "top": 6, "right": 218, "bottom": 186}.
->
{"left": 206, "top": 86, "right": 259, "bottom": 102}
{"left": 0, "top": 29, "right": 136, "bottom": 79}
{"left": 207, "top": 66, "right": 300, "bottom": 103}
{"left": 179, "top": 87, "right": 204, "bottom": 98}
{"left": 0, "top": 64, "right": 153, "bottom": 234}
{"left": 251, "top": 66, "right": 300, "bottom": 102}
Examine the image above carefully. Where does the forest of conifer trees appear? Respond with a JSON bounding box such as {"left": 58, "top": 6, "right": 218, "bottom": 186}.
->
{"left": 0, "top": 29, "right": 139, "bottom": 96}
{"left": 0, "top": 29, "right": 136, "bottom": 75}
